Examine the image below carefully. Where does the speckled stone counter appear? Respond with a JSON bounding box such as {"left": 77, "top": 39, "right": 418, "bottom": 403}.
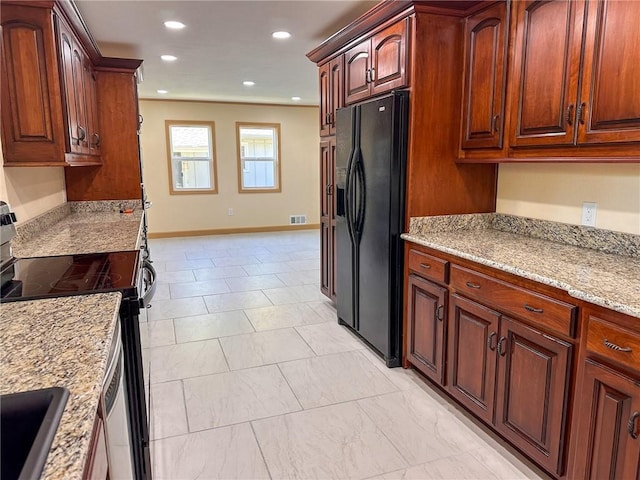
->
{"left": 402, "top": 214, "right": 640, "bottom": 318}
{"left": 13, "top": 209, "right": 143, "bottom": 258}
{"left": 0, "top": 293, "right": 121, "bottom": 479}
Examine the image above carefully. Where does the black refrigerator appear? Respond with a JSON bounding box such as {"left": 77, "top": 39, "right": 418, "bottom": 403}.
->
{"left": 335, "top": 91, "right": 409, "bottom": 367}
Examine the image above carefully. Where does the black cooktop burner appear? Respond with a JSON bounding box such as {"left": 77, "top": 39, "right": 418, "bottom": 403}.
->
{"left": 0, "top": 251, "right": 140, "bottom": 302}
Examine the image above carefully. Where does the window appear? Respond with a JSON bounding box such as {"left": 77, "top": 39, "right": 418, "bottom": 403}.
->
{"left": 236, "top": 123, "right": 281, "bottom": 193}
{"left": 166, "top": 121, "right": 217, "bottom": 194}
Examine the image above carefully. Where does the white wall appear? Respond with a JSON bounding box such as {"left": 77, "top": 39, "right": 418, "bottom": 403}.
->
{"left": 139, "top": 100, "right": 320, "bottom": 235}
{"left": 0, "top": 140, "right": 67, "bottom": 223}
{"left": 497, "top": 163, "right": 640, "bottom": 234}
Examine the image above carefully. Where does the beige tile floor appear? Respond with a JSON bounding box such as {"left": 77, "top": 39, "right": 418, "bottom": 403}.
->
{"left": 146, "top": 231, "right": 547, "bottom": 480}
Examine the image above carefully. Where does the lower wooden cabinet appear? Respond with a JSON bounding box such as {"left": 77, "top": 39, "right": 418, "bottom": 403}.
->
{"left": 447, "top": 293, "right": 499, "bottom": 424}
{"left": 495, "top": 316, "right": 571, "bottom": 475}
{"left": 83, "top": 412, "right": 109, "bottom": 480}
{"left": 570, "top": 360, "right": 640, "bottom": 479}
{"left": 406, "top": 274, "right": 447, "bottom": 384}
{"left": 447, "top": 295, "right": 571, "bottom": 475}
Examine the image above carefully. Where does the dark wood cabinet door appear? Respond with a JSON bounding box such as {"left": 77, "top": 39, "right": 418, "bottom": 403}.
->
{"left": 461, "top": 2, "right": 508, "bottom": 149}
{"left": 577, "top": 0, "right": 640, "bottom": 144}
{"left": 509, "top": 0, "right": 585, "bottom": 147}
{"left": 370, "top": 19, "right": 408, "bottom": 97}
{"left": 71, "top": 45, "right": 89, "bottom": 154}
{"left": 570, "top": 359, "right": 640, "bottom": 480}
{"left": 85, "top": 66, "right": 100, "bottom": 155}
{"left": 0, "top": 4, "right": 66, "bottom": 165}
{"left": 329, "top": 56, "right": 344, "bottom": 135}
{"left": 447, "top": 294, "right": 499, "bottom": 424}
{"left": 318, "top": 62, "right": 331, "bottom": 137}
{"left": 344, "top": 39, "right": 371, "bottom": 105}
{"left": 407, "top": 274, "right": 447, "bottom": 385}
{"left": 495, "top": 316, "right": 572, "bottom": 476}
{"left": 319, "top": 138, "right": 336, "bottom": 300}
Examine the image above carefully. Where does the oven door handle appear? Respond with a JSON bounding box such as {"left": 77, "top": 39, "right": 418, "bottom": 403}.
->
{"left": 140, "top": 260, "right": 157, "bottom": 306}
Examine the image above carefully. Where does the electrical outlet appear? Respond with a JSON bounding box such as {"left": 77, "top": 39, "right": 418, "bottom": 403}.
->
{"left": 227, "top": 208, "right": 234, "bottom": 216}
{"left": 582, "top": 202, "right": 597, "bottom": 227}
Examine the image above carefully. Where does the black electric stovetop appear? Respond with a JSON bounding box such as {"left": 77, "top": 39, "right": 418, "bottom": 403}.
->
{"left": 0, "top": 251, "right": 139, "bottom": 302}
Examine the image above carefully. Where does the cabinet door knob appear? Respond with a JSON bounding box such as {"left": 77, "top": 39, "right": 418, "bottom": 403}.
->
{"left": 565, "top": 104, "right": 575, "bottom": 126}
{"left": 370, "top": 67, "right": 375, "bottom": 83}
{"left": 628, "top": 412, "right": 639, "bottom": 439}
{"left": 77, "top": 126, "right": 86, "bottom": 141}
{"left": 365, "top": 68, "right": 371, "bottom": 84}
{"left": 487, "top": 332, "right": 497, "bottom": 351}
{"left": 91, "top": 133, "right": 100, "bottom": 147}
{"left": 326, "top": 184, "right": 333, "bottom": 195}
{"left": 465, "top": 281, "right": 481, "bottom": 289}
{"left": 603, "top": 339, "right": 632, "bottom": 353}
{"left": 436, "top": 305, "right": 444, "bottom": 321}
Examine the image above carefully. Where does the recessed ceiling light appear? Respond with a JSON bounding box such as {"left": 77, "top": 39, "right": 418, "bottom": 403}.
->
{"left": 243, "top": 81, "right": 255, "bottom": 86}
{"left": 157, "top": 89, "right": 168, "bottom": 94}
{"left": 164, "top": 20, "right": 186, "bottom": 29}
{"left": 272, "top": 31, "right": 291, "bottom": 39}
{"left": 291, "top": 96, "right": 301, "bottom": 101}
{"left": 160, "top": 54, "right": 177, "bottom": 62}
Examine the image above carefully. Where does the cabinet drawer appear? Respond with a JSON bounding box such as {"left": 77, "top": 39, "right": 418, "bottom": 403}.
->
{"left": 407, "top": 249, "right": 449, "bottom": 284}
{"left": 450, "top": 265, "right": 577, "bottom": 337}
{"left": 586, "top": 315, "right": 640, "bottom": 374}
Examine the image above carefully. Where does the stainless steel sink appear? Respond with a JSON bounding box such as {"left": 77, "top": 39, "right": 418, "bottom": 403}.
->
{"left": 1, "top": 387, "right": 69, "bottom": 480}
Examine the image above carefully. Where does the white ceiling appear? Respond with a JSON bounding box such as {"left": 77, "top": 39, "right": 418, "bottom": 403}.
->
{"left": 75, "top": 0, "right": 378, "bottom": 105}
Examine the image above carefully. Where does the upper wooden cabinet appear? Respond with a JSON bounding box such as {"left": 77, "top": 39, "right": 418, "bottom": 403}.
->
{"left": 460, "top": 2, "right": 509, "bottom": 150}
{"left": 345, "top": 19, "right": 409, "bottom": 105}
{"left": 509, "top": 0, "right": 640, "bottom": 149}
{"left": 578, "top": 0, "right": 640, "bottom": 144}
{"left": 319, "top": 57, "right": 344, "bottom": 137}
{"left": 0, "top": 4, "right": 67, "bottom": 166}
{"left": 58, "top": 16, "right": 100, "bottom": 158}
{"left": 1, "top": 2, "right": 101, "bottom": 166}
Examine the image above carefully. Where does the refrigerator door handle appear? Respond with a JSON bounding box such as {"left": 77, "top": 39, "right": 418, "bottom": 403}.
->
{"left": 345, "top": 147, "right": 358, "bottom": 244}
{"left": 353, "top": 153, "right": 366, "bottom": 242}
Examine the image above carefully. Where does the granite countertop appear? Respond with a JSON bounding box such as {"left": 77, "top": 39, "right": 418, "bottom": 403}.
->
{"left": 0, "top": 293, "right": 121, "bottom": 480}
{"left": 402, "top": 215, "right": 640, "bottom": 319}
{"left": 13, "top": 210, "right": 143, "bottom": 258}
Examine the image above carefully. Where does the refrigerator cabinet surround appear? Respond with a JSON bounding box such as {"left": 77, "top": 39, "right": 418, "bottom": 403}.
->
{"left": 335, "top": 91, "right": 409, "bottom": 367}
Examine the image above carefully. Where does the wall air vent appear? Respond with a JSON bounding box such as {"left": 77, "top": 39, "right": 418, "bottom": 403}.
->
{"left": 289, "top": 215, "right": 307, "bottom": 225}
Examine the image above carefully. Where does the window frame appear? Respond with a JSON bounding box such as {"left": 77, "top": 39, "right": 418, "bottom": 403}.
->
{"left": 235, "top": 122, "right": 282, "bottom": 194}
{"left": 165, "top": 120, "right": 218, "bottom": 195}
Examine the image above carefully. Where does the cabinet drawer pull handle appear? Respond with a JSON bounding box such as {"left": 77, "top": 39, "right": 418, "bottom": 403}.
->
{"left": 565, "top": 104, "right": 575, "bottom": 126}
{"left": 419, "top": 263, "right": 431, "bottom": 270}
{"left": 491, "top": 114, "right": 500, "bottom": 133}
{"left": 577, "top": 102, "right": 587, "bottom": 125}
{"left": 465, "top": 281, "right": 481, "bottom": 289}
{"left": 497, "top": 336, "right": 507, "bottom": 356}
{"left": 629, "top": 412, "right": 639, "bottom": 439}
{"left": 604, "top": 339, "right": 632, "bottom": 353}
{"left": 524, "top": 304, "right": 544, "bottom": 314}
{"left": 488, "top": 332, "right": 497, "bottom": 351}
{"left": 436, "top": 305, "right": 444, "bottom": 321}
